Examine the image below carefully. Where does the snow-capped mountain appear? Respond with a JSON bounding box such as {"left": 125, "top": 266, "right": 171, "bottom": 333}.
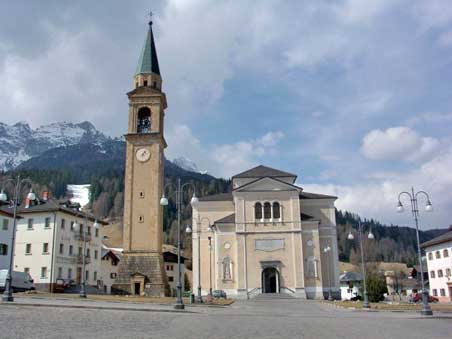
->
{"left": 0, "top": 121, "right": 110, "bottom": 171}
{"left": 172, "top": 156, "right": 200, "bottom": 173}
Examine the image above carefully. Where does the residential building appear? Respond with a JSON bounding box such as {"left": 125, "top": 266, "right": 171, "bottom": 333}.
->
{"left": 339, "top": 271, "right": 362, "bottom": 300}
{"left": 192, "top": 165, "right": 340, "bottom": 299}
{"left": 0, "top": 207, "right": 19, "bottom": 270}
{"left": 99, "top": 248, "right": 121, "bottom": 294}
{"left": 421, "top": 226, "right": 452, "bottom": 302}
{"left": 2, "top": 195, "right": 108, "bottom": 291}
{"left": 162, "top": 245, "right": 186, "bottom": 296}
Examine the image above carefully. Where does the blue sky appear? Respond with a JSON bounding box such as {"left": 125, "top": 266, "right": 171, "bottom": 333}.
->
{"left": 0, "top": 0, "right": 451, "bottom": 228}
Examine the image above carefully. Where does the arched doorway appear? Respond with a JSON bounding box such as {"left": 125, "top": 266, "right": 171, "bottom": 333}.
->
{"left": 262, "top": 267, "right": 280, "bottom": 293}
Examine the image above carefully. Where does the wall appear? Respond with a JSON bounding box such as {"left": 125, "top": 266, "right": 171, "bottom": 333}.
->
{"left": 425, "top": 241, "right": 452, "bottom": 302}
{"left": 0, "top": 214, "right": 14, "bottom": 270}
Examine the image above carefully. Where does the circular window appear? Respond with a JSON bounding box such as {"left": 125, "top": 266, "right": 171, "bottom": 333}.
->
{"left": 307, "top": 240, "right": 313, "bottom": 247}
{"left": 224, "top": 242, "right": 231, "bottom": 250}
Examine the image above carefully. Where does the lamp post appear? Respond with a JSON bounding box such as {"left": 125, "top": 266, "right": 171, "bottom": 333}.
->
{"left": 347, "top": 221, "right": 374, "bottom": 308}
{"left": 323, "top": 245, "right": 333, "bottom": 301}
{"left": 74, "top": 216, "right": 100, "bottom": 298}
{"left": 185, "top": 216, "right": 212, "bottom": 303}
{"left": 0, "top": 176, "right": 35, "bottom": 302}
{"left": 397, "top": 187, "right": 433, "bottom": 316}
{"left": 160, "top": 178, "right": 198, "bottom": 310}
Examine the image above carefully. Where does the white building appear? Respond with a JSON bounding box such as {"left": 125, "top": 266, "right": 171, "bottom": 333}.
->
{"left": 421, "top": 226, "right": 452, "bottom": 303}
{"left": 339, "top": 271, "right": 362, "bottom": 301}
{"left": 2, "top": 195, "right": 108, "bottom": 291}
{"left": 163, "top": 246, "right": 186, "bottom": 297}
{"left": 192, "top": 165, "right": 340, "bottom": 299}
{"left": 99, "top": 248, "right": 120, "bottom": 294}
{"left": 0, "top": 208, "right": 17, "bottom": 270}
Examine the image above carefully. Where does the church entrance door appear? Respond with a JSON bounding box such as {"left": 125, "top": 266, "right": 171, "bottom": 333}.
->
{"left": 262, "top": 267, "right": 279, "bottom": 293}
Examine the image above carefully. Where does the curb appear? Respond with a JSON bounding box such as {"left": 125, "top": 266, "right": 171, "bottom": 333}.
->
{"left": 0, "top": 302, "right": 197, "bottom": 314}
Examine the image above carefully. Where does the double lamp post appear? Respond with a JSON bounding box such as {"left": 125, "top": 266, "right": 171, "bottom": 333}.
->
{"left": 397, "top": 188, "right": 433, "bottom": 316}
{"left": 0, "top": 176, "right": 36, "bottom": 302}
{"left": 160, "top": 178, "right": 198, "bottom": 310}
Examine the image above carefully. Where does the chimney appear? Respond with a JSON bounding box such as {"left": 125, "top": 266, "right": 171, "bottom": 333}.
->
{"left": 42, "top": 191, "right": 49, "bottom": 201}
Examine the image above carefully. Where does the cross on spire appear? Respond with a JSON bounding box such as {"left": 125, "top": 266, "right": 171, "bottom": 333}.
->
{"left": 149, "top": 10, "right": 153, "bottom": 26}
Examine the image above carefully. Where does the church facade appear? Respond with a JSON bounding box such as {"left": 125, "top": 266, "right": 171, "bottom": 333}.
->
{"left": 192, "top": 166, "right": 340, "bottom": 299}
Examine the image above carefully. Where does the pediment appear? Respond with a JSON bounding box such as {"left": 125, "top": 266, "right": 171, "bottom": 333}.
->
{"left": 234, "top": 177, "right": 301, "bottom": 192}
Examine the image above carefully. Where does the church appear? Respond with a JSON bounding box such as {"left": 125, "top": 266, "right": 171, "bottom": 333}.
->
{"left": 111, "top": 17, "right": 340, "bottom": 300}
{"left": 192, "top": 166, "right": 340, "bottom": 299}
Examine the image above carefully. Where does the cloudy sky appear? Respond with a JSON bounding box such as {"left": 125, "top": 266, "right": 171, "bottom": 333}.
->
{"left": 1, "top": 0, "right": 451, "bottom": 228}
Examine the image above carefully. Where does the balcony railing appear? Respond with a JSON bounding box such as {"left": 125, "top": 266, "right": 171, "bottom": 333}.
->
{"left": 72, "top": 254, "right": 91, "bottom": 265}
{"left": 74, "top": 233, "right": 92, "bottom": 242}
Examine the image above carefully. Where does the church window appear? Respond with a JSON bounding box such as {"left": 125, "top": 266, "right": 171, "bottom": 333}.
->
{"left": 139, "top": 215, "right": 144, "bottom": 223}
{"left": 222, "top": 256, "right": 232, "bottom": 281}
{"left": 139, "top": 191, "right": 145, "bottom": 199}
{"left": 254, "top": 202, "right": 262, "bottom": 220}
{"left": 273, "top": 202, "right": 281, "bottom": 219}
{"left": 307, "top": 257, "right": 318, "bottom": 278}
{"left": 137, "top": 107, "right": 151, "bottom": 133}
{"left": 143, "top": 80, "right": 148, "bottom": 87}
{"left": 153, "top": 81, "right": 157, "bottom": 88}
{"left": 264, "top": 202, "right": 271, "bottom": 219}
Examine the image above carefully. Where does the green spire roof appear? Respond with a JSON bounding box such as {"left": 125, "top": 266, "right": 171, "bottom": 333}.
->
{"left": 135, "top": 22, "right": 160, "bottom": 76}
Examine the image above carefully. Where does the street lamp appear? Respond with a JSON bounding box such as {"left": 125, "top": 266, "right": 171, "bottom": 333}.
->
{"left": 323, "top": 245, "right": 333, "bottom": 301}
{"left": 0, "top": 176, "right": 35, "bottom": 302}
{"left": 397, "top": 187, "right": 433, "bottom": 316}
{"left": 347, "top": 222, "right": 374, "bottom": 308}
{"left": 160, "top": 178, "right": 197, "bottom": 310}
{"left": 74, "top": 216, "right": 100, "bottom": 298}
{"left": 185, "top": 216, "right": 212, "bottom": 303}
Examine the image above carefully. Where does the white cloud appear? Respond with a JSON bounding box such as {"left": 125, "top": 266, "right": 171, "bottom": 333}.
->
{"left": 303, "top": 149, "right": 452, "bottom": 228}
{"left": 166, "top": 124, "right": 285, "bottom": 178}
{"left": 360, "top": 126, "right": 439, "bottom": 162}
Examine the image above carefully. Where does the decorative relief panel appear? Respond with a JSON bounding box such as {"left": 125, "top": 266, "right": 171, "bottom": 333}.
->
{"left": 255, "top": 239, "right": 284, "bottom": 252}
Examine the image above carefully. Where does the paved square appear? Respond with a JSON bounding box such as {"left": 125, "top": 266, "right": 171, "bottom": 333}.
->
{"left": 0, "top": 297, "right": 451, "bottom": 338}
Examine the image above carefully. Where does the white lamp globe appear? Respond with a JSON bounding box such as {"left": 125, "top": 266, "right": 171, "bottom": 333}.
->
{"left": 160, "top": 196, "right": 168, "bottom": 206}
{"left": 190, "top": 194, "right": 199, "bottom": 206}
{"left": 27, "top": 189, "right": 36, "bottom": 201}
{"left": 0, "top": 190, "right": 7, "bottom": 202}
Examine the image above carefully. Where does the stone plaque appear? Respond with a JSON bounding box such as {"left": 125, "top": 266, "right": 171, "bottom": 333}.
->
{"left": 255, "top": 239, "right": 284, "bottom": 252}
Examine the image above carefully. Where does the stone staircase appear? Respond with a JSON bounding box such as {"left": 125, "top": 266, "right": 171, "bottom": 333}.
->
{"left": 252, "top": 293, "right": 295, "bottom": 300}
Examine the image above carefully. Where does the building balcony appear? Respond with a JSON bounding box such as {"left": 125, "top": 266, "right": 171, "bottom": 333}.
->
{"left": 69, "top": 254, "right": 91, "bottom": 265}
{"left": 74, "top": 233, "right": 92, "bottom": 242}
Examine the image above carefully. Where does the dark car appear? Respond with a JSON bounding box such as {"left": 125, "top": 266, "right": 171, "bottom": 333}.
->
{"left": 212, "top": 290, "right": 227, "bottom": 299}
{"left": 411, "top": 293, "right": 439, "bottom": 303}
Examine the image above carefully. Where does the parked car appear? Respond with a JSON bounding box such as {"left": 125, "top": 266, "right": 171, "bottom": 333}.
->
{"left": 212, "top": 290, "right": 227, "bottom": 299}
{"left": 53, "top": 278, "right": 74, "bottom": 293}
{"left": 0, "top": 270, "right": 35, "bottom": 292}
{"left": 410, "top": 293, "right": 439, "bottom": 303}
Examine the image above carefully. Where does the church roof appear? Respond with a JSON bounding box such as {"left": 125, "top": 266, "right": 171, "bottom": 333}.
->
{"left": 214, "top": 213, "right": 235, "bottom": 224}
{"left": 135, "top": 22, "right": 160, "bottom": 76}
{"left": 232, "top": 165, "right": 297, "bottom": 179}
{"left": 300, "top": 212, "right": 315, "bottom": 221}
{"left": 198, "top": 192, "right": 233, "bottom": 202}
{"left": 421, "top": 228, "right": 452, "bottom": 248}
{"left": 299, "top": 191, "right": 337, "bottom": 200}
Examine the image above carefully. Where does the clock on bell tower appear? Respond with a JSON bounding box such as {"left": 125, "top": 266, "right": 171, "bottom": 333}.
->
{"left": 113, "top": 18, "right": 168, "bottom": 296}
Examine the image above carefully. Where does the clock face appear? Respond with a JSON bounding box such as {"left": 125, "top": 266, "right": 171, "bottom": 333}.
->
{"left": 136, "top": 148, "right": 151, "bottom": 162}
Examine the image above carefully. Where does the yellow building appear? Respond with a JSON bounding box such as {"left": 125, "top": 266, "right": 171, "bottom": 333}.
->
{"left": 192, "top": 165, "right": 340, "bottom": 299}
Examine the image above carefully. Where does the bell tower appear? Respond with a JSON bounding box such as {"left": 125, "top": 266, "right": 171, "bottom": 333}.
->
{"left": 113, "top": 18, "right": 168, "bottom": 296}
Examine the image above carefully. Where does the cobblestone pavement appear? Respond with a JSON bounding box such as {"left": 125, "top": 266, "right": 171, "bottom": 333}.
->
{"left": 0, "top": 297, "right": 451, "bottom": 339}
